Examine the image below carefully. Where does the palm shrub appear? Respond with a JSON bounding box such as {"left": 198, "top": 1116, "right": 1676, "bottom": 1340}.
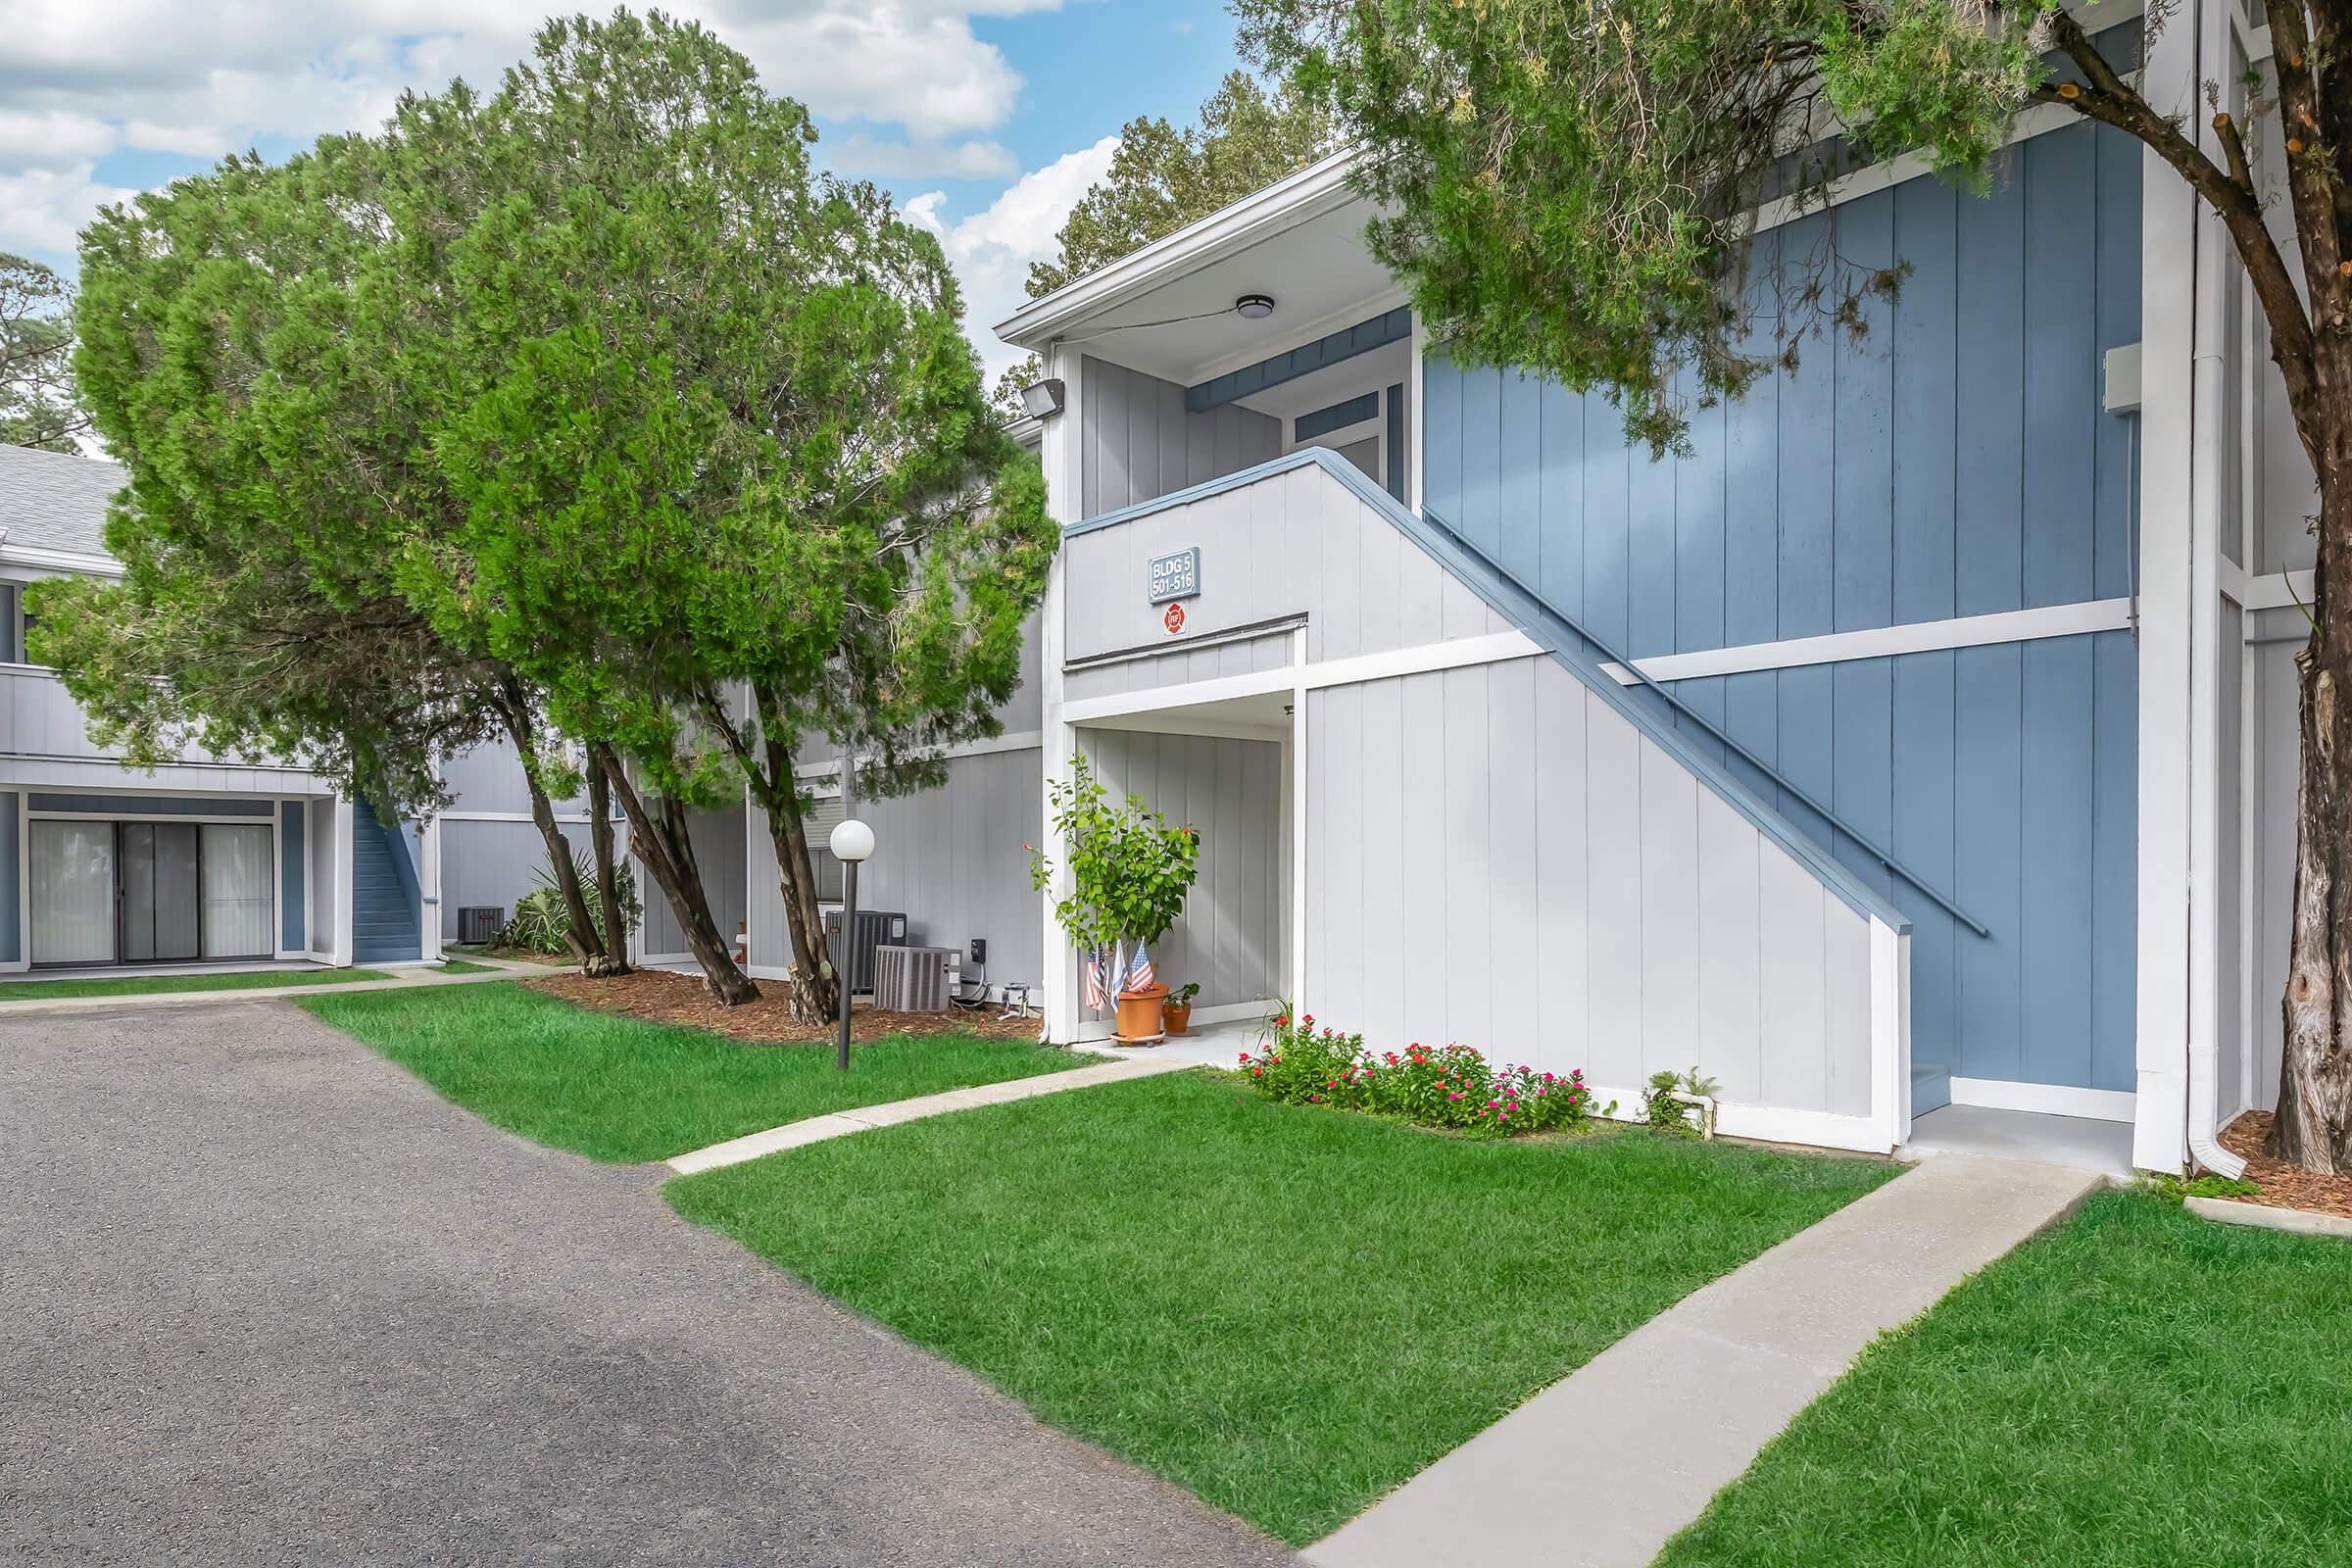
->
{"left": 509, "top": 850, "right": 642, "bottom": 956}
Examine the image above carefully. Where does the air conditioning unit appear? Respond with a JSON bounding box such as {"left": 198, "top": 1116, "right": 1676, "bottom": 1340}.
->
{"left": 821, "top": 906, "right": 907, "bottom": 994}
{"left": 457, "top": 906, "right": 505, "bottom": 946}
{"left": 873, "top": 945, "right": 959, "bottom": 1013}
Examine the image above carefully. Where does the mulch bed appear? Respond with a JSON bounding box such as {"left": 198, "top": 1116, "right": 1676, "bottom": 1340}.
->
{"left": 2215, "top": 1111, "right": 2352, "bottom": 1221}
{"left": 526, "top": 967, "right": 1043, "bottom": 1045}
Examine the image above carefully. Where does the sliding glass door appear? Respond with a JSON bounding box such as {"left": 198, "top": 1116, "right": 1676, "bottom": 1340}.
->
{"left": 29, "top": 821, "right": 118, "bottom": 965}
{"left": 199, "top": 823, "right": 273, "bottom": 958}
{"left": 121, "top": 821, "right": 201, "bottom": 962}
{"left": 27, "top": 815, "right": 277, "bottom": 966}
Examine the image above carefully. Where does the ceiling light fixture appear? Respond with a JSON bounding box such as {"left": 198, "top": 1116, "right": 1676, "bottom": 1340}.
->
{"left": 1235, "top": 294, "right": 1276, "bottom": 320}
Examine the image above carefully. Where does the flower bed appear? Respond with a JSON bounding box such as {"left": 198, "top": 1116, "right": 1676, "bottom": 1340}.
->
{"left": 1237, "top": 1012, "right": 1596, "bottom": 1136}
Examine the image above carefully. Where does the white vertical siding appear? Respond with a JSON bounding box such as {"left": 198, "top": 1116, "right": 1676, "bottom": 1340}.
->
{"left": 1080, "top": 729, "right": 1281, "bottom": 1012}
{"left": 1306, "top": 653, "right": 1884, "bottom": 1137}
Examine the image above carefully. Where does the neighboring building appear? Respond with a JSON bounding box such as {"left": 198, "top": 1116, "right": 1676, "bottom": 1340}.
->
{"left": 0, "top": 442, "right": 422, "bottom": 973}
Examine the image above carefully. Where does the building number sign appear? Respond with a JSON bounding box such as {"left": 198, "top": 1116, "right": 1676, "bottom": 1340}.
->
{"left": 1148, "top": 547, "right": 1200, "bottom": 605}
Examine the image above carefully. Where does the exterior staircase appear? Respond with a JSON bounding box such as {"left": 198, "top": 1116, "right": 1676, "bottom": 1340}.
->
{"left": 351, "top": 798, "right": 422, "bottom": 963}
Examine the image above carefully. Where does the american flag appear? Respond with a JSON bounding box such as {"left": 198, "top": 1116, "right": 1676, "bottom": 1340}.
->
{"left": 1084, "top": 946, "right": 1107, "bottom": 1010}
{"left": 1125, "top": 941, "right": 1154, "bottom": 994}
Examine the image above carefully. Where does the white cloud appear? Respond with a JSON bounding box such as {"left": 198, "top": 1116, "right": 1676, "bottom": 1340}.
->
{"left": 0, "top": 0, "right": 1058, "bottom": 257}
{"left": 904, "top": 134, "right": 1120, "bottom": 380}
{"left": 0, "top": 164, "right": 141, "bottom": 255}
{"left": 827, "top": 135, "right": 1019, "bottom": 182}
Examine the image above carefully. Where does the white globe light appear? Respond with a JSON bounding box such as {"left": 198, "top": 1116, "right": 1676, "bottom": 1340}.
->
{"left": 829, "top": 817, "right": 876, "bottom": 863}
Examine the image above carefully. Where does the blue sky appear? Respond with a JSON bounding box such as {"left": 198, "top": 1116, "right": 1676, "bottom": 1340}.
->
{"left": 0, "top": 0, "right": 1252, "bottom": 374}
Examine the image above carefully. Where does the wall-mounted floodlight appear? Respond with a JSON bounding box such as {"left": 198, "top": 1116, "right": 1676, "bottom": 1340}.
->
{"left": 1018, "top": 377, "right": 1066, "bottom": 419}
{"left": 1235, "top": 294, "right": 1276, "bottom": 320}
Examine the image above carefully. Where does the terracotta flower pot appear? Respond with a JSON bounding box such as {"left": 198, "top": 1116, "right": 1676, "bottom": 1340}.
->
{"left": 1163, "top": 1001, "right": 1193, "bottom": 1035}
{"left": 1113, "top": 983, "right": 1168, "bottom": 1045}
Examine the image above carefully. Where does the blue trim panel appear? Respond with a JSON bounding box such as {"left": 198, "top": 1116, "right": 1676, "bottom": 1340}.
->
{"left": 1186, "top": 307, "right": 1412, "bottom": 413}
{"left": 1064, "top": 447, "right": 1912, "bottom": 933}
{"left": 1385, "top": 383, "right": 1405, "bottom": 501}
{"left": 0, "top": 793, "right": 17, "bottom": 964}
{"left": 280, "top": 800, "right": 305, "bottom": 952}
{"left": 1295, "top": 391, "right": 1380, "bottom": 443}
{"left": 28, "top": 793, "right": 272, "bottom": 816}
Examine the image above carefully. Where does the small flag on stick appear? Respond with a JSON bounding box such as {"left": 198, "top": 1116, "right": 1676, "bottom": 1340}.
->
{"left": 1125, "top": 941, "right": 1155, "bottom": 994}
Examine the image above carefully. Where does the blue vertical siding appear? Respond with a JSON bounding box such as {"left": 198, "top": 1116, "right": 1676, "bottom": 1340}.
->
{"left": 1832, "top": 192, "right": 1895, "bottom": 634}
{"left": 1422, "top": 124, "right": 2142, "bottom": 1097}
{"left": 0, "top": 792, "right": 17, "bottom": 965}
{"left": 280, "top": 800, "right": 305, "bottom": 953}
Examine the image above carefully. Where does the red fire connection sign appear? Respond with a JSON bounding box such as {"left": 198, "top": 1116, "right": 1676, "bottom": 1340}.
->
{"left": 1164, "top": 603, "right": 1186, "bottom": 635}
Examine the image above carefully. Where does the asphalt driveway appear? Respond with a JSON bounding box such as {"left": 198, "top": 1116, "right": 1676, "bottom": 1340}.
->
{"left": 1, "top": 1001, "right": 1292, "bottom": 1566}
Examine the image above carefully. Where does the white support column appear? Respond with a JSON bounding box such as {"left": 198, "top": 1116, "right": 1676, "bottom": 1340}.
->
{"left": 330, "top": 796, "right": 356, "bottom": 969}
{"left": 1288, "top": 624, "right": 1309, "bottom": 1009}
{"left": 1039, "top": 339, "right": 1082, "bottom": 1044}
{"left": 2133, "top": 0, "right": 2231, "bottom": 1175}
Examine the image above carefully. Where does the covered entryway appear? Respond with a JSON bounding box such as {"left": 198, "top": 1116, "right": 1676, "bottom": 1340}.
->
{"left": 1072, "top": 689, "right": 1291, "bottom": 1042}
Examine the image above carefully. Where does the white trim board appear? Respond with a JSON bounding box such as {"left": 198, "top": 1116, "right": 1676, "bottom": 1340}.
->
{"left": 1601, "top": 599, "right": 2134, "bottom": 684}
{"left": 2219, "top": 561, "right": 2315, "bottom": 613}
{"left": 1947, "top": 1076, "right": 2136, "bottom": 1124}
{"left": 1583, "top": 1085, "right": 1894, "bottom": 1155}
{"left": 1059, "top": 630, "right": 1542, "bottom": 725}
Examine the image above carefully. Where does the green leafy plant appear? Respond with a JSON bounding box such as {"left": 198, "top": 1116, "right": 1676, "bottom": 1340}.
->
{"left": 1239, "top": 1009, "right": 1596, "bottom": 1139}
{"left": 1172, "top": 982, "right": 1201, "bottom": 1006}
{"left": 1643, "top": 1067, "right": 1721, "bottom": 1139}
{"left": 509, "top": 851, "right": 641, "bottom": 956}
{"left": 1030, "top": 755, "right": 1201, "bottom": 975}
{"left": 2143, "top": 1171, "right": 2265, "bottom": 1204}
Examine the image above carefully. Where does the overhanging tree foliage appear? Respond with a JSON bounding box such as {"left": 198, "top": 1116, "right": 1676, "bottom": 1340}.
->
{"left": 1241, "top": 0, "right": 2352, "bottom": 1170}
{"left": 390, "top": 11, "right": 1054, "bottom": 1021}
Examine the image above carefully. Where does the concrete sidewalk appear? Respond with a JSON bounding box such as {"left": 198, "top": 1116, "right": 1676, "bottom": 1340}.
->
{"left": 0, "top": 958, "right": 541, "bottom": 1016}
{"left": 1306, "top": 1153, "right": 2102, "bottom": 1568}
{"left": 665, "top": 1053, "right": 1197, "bottom": 1175}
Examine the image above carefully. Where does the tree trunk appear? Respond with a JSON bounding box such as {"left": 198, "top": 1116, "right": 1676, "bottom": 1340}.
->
{"left": 493, "top": 694, "right": 609, "bottom": 975}
{"left": 758, "top": 797, "right": 841, "bottom": 1027}
{"left": 2273, "top": 442, "right": 2352, "bottom": 1171}
{"left": 584, "top": 755, "right": 631, "bottom": 977}
{"left": 737, "top": 691, "right": 840, "bottom": 1027}
{"left": 591, "top": 742, "right": 758, "bottom": 1005}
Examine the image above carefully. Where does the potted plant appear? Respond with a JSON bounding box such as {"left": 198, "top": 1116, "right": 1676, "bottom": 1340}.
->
{"left": 1031, "top": 755, "right": 1201, "bottom": 1045}
{"left": 1163, "top": 982, "right": 1201, "bottom": 1035}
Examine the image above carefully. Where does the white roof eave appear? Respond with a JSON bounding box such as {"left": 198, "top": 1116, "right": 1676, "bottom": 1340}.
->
{"left": 993, "top": 146, "right": 1372, "bottom": 350}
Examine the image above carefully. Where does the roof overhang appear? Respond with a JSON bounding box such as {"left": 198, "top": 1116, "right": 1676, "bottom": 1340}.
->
{"left": 994, "top": 147, "right": 1375, "bottom": 351}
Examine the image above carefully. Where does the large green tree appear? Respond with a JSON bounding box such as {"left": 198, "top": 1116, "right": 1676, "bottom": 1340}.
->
{"left": 45, "top": 133, "right": 636, "bottom": 977}
{"left": 0, "top": 253, "right": 88, "bottom": 453}
{"left": 1241, "top": 0, "right": 2352, "bottom": 1170}
{"left": 393, "top": 11, "right": 1054, "bottom": 1021}
{"left": 995, "top": 71, "right": 1330, "bottom": 412}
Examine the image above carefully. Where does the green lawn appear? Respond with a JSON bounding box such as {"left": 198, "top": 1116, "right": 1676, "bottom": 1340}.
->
{"left": 1659, "top": 1192, "right": 2352, "bottom": 1568}
{"left": 665, "top": 1071, "right": 1898, "bottom": 1544}
{"left": 301, "top": 980, "right": 1096, "bottom": 1162}
{"left": 434, "top": 959, "right": 497, "bottom": 974}
{"left": 0, "top": 966, "right": 395, "bottom": 1001}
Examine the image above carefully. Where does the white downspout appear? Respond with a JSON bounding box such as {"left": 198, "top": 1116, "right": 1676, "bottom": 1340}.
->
{"left": 2184, "top": 0, "right": 2246, "bottom": 1181}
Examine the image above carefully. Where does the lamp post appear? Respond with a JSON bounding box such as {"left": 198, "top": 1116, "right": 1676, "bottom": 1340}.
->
{"left": 829, "top": 818, "right": 875, "bottom": 1072}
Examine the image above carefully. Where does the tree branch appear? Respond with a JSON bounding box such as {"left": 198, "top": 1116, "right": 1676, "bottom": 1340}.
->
{"left": 2044, "top": 7, "right": 2324, "bottom": 468}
